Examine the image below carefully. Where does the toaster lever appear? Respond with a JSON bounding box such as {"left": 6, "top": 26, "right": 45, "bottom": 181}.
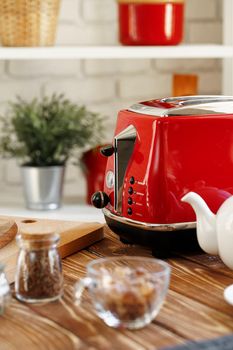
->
{"left": 91, "top": 191, "right": 110, "bottom": 209}
{"left": 100, "top": 145, "right": 114, "bottom": 157}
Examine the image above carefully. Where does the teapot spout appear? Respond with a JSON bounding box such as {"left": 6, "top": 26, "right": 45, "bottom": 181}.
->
{"left": 181, "top": 192, "right": 218, "bottom": 255}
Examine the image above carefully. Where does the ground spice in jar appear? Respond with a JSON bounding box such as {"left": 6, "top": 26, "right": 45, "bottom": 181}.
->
{"left": 15, "top": 225, "right": 63, "bottom": 303}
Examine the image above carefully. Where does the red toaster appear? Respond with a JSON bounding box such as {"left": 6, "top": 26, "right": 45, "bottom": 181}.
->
{"left": 92, "top": 96, "right": 233, "bottom": 256}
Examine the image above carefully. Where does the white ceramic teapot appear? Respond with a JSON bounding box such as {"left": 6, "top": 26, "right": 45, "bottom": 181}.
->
{"left": 181, "top": 192, "right": 233, "bottom": 269}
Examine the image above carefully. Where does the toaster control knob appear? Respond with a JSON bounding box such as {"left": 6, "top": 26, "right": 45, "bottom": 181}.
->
{"left": 128, "top": 187, "right": 134, "bottom": 195}
{"left": 91, "top": 191, "right": 110, "bottom": 209}
{"left": 129, "top": 177, "right": 135, "bottom": 185}
{"left": 128, "top": 197, "right": 133, "bottom": 205}
{"left": 127, "top": 208, "right": 133, "bottom": 215}
{"left": 100, "top": 145, "right": 114, "bottom": 157}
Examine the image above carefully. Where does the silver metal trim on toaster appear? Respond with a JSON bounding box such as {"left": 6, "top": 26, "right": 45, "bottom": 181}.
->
{"left": 128, "top": 95, "right": 233, "bottom": 117}
{"left": 103, "top": 208, "right": 196, "bottom": 232}
{"left": 114, "top": 125, "right": 137, "bottom": 213}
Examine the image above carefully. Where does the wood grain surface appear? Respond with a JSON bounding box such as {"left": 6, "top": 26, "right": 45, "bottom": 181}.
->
{"left": 0, "top": 222, "right": 17, "bottom": 249}
{"left": 0, "top": 216, "right": 104, "bottom": 283}
{"left": 1, "top": 226, "right": 233, "bottom": 350}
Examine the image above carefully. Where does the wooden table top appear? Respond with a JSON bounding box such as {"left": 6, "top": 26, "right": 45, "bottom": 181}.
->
{"left": 1, "top": 226, "right": 233, "bottom": 350}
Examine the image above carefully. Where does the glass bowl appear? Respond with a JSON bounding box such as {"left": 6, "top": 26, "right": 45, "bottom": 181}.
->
{"left": 74, "top": 256, "right": 171, "bottom": 330}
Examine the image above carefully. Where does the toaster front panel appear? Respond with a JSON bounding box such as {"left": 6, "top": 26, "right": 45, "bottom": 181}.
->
{"left": 104, "top": 110, "right": 164, "bottom": 223}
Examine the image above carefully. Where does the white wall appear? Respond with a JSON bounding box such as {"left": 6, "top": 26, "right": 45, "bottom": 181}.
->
{"left": 0, "top": 0, "right": 222, "bottom": 204}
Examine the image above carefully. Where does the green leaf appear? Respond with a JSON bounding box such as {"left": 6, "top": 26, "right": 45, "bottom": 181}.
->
{"left": 0, "top": 94, "right": 106, "bottom": 166}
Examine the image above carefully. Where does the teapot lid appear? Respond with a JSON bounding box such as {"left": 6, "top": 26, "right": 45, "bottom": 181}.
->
{"left": 128, "top": 95, "right": 233, "bottom": 117}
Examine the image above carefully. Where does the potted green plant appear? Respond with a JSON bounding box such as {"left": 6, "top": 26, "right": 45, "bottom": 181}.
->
{"left": 0, "top": 94, "right": 104, "bottom": 210}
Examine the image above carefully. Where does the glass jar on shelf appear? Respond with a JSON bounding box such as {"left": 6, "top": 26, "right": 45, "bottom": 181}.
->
{"left": 15, "top": 226, "right": 63, "bottom": 303}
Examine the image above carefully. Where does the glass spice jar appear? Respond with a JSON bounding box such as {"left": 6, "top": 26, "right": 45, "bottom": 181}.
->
{"left": 15, "top": 228, "right": 63, "bottom": 303}
{"left": 0, "top": 263, "right": 11, "bottom": 315}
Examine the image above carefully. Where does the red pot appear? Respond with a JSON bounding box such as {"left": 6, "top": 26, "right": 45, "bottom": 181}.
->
{"left": 81, "top": 145, "right": 108, "bottom": 205}
{"left": 118, "top": 0, "right": 184, "bottom": 45}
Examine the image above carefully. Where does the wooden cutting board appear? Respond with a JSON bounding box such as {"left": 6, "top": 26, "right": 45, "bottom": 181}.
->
{"left": 0, "top": 216, "right": 104, "bottom": 283}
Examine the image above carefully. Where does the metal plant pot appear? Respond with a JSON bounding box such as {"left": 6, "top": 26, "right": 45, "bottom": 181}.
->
{"left": 21, "top": 165, "right": 65, "bottom": 210}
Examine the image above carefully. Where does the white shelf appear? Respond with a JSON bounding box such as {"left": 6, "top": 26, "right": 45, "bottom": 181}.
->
{"left": 0, "top": 45, "right": 233, "bottom": 60}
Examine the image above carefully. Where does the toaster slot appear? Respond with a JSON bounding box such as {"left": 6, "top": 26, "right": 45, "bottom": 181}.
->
{"left": 129, "top": 95, "right": 233, "bottom": 117}
{"left": 160, "top": 95, "right": 233, "bottom": 104}
{"left": 114, "top": 125, "right": 137, "bottom": 213}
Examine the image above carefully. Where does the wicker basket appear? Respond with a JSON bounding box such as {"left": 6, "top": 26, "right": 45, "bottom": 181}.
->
{"left": 0, "top": 0, "right": 61, "bottom": 47}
